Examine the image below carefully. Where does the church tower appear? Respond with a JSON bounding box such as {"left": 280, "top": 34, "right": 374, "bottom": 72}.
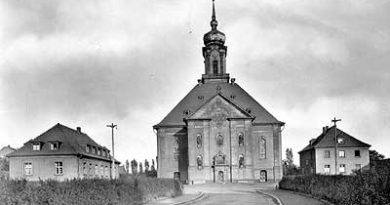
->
{"left": 202, "top": 0, "right": 229, "bottom": 83}
{"left": 154, "top": 1, "right": 284, "bottom": 184}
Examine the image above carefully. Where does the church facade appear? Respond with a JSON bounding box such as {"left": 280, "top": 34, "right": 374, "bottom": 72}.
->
{"left": 153, "top": 2, "right": 284, "bottom": 184}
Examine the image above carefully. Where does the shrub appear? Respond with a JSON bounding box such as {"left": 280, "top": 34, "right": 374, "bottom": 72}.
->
{"left": 279, "top": 166, "right": 390, "bottom": 205}
{"left": 0, "top": 176, "right": 182, "bottom": 205}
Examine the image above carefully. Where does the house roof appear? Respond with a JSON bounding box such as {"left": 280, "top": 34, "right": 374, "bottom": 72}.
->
{"left": 299, "top": 126, "right": 371, "bottom": 154}
{"left": 153, "top": 81, "right": 284, "bottom": 128}
{"left": 0, "top": 145, "right": 16, "bottom": 157}
{"left": 7, "top": 123, "right": 119, "bottom": 163}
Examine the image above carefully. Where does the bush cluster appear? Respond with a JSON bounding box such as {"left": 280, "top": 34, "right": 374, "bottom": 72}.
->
{"left": 0, "top": 176, "right": 182, "bottom": 205}
{"left": 279, "top": 166, "right": 390, "bottom": 205}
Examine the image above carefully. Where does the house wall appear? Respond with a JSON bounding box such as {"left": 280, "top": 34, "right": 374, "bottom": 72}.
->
{"left": 79, "top": 157, "right": 119, "bottom": 179}
{"left": 299, "top": 149, "right": 316, "bottom": 175}
{"left": 315, "top": 147, "right": 369, "bottom": 175}
{"left": 9, "top": 155, "right": 119, "bottom": 181}
{"left": 9, "top": 155, "right": 78, "bottom": 181}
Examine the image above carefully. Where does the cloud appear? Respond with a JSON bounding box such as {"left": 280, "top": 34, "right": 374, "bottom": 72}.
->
{"left": 1, "top": 0, "right": 390, "bottom": 161}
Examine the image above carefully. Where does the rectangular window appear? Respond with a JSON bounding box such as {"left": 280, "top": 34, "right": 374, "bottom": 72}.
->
{"left": 92, "top": 147, "right": 96, "bottom": 154}
{"left": 338, "top": 150, "right": 345, "bottom": 158}
{"left": 339, "top": 164, "right": 346, "bottom": 173}
{"left": 95, "top": 164, "right": 98, "bottom": 176}
{"left": 324, "top": 150, "right": 330, "bottom": 158}
{"left": 24, "top": 162, "right": 32, "bottom": 175}
{"left": 355, "top": 150, "right": 361, "bottom": 157}
{"left": 324, "top": 165, "right": 331, "bottom": 173}
{"left": 50, "top": 143, "right": 58, "bottom": 150}
{"left": 97, "top": 148, "right": 101, "bottom": 155}
{"left": 55, "top": 162, "right": 63, "bottom": 175}
{"left": 102, "top": 150, "right": 106, "bottom": 157}
{"left": 33, "top": 144, "right": 40, "bottom": 151}
{"left": 305, "top": 160, "right": 309, "bottom": 165}
{"left": 83, "top": 162, "right": 87, "bottom": 176}
{"left": 355, "top": 164, "right": 361, "bottom": 170}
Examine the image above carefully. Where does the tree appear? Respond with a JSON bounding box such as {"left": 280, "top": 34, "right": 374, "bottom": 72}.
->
{"left": 285, "top": 148, "right": 294, "bottom": 167}
{"left": 144, "top": 159, "right": 150, "bottom": 172}
{"left": 370, "top": 150, "right": 385, "bottom": 161}
{"left": 139, "top": 162, "right": 143, "bottom": 174}
{"left": 151, "top": 159, "right": 156, "bottom": 171}
{"left": 125, "top": 159, "right": 130, "bottom": 174}
{"left": 283, "top": 148, "right": 300, "bottom": 176}
{"left": 148, "top": 159, "right": 157, "bottom": 178}
{"left": 0, "top": 158, "right": 9, "bottom": 172}
{"left": 131, "top": 159, "right": 138, "bottom": 174}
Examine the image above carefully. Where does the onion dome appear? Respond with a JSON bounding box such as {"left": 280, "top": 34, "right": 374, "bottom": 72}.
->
{"left": 203, "top": 0, "right": 226, "bottom": 46}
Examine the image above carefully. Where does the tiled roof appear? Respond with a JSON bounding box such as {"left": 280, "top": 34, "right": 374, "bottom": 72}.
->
{"left": 154, "top": 81, "right": 284, "bottom": 128}
{"left": 299, "top": 126, "right": 371, "bottom": 153}
{"left": 7, "top": 123, "right": 117, "bottom": 162}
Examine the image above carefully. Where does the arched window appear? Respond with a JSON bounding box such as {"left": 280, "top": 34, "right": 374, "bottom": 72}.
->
{"left": 239, "top": 154, "right": 245, "bottom": 168}
{"left": 259, "top": 137, "right": 266, "bottom": 159}
{"left": 238, "top": 133, "right": 244, "bottom": 147}
{"left": 196, "top": 134, "right": 202, "bottom": 148}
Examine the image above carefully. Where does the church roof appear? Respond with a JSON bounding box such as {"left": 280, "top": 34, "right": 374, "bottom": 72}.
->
{"left": 299, "top": 126, "right": 371, "bottom": 154}
{"left": 154, "top": 81, "right": 284, "bottom": 128}
{"left": 7, "top": 123, "right": 118, "bottom": 163}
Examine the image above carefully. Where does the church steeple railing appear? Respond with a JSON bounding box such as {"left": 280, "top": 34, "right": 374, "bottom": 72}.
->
{"left": 202, "top": 0, "right": 229, "bottom": 83}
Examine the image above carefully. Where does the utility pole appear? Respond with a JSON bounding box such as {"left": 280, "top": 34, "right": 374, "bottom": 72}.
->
{"left": 331, "top": 117, "right": 341, "bottom": 175}
{"left": 107, "top": 123, "right": 117, "bottom": 179}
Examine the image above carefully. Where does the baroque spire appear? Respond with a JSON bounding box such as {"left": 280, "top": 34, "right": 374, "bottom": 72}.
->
{"left": 202, "top": 0, "right": 229, "bottom": 83}
{"left": 211, "top": 0, "right": 218, "bottom": 30}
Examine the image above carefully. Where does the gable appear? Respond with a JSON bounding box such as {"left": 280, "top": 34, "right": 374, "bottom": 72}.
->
{"left": 188, "top": 94, "right": 252, "bottom": 120}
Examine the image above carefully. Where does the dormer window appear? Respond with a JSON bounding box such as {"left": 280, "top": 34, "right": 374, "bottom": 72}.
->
{"left": 86, "top": 145, "right": 91, "bottom": 153}
{"left": 102, "top": 150, "right": 106, "bottom": 157}
{"left": 50, "top": 142, "right": 60, "bottom": 150}
{"left": 97, "top": 148, "right": 101, "bottom": 155}
{"left": 32, "top": 143, "right": 41, "bottom": 151}
{"left": 92, "top": 147, "right": 96, "bottom": 154}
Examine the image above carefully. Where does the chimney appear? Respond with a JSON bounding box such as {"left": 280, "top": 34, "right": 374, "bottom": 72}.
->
{"left": 322, "top": 126, "right": 329, "bottom": 134}
{"left": 76, "top": 127, "right": 81, "bottom": 133}
{"left": 197, "top": 79, "right": 202, "bottom": 85}
{"left": 231, "top": 78, "right": 236, "bottom": 85}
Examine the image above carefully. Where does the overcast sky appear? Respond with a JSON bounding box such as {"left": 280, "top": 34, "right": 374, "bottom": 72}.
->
{"left": 1, "top": 0, "right": 389, "bottom": 164}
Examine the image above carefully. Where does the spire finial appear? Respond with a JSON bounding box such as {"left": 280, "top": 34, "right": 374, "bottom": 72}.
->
{"left": 210, "top": 0, "right": 218, "bottom": 30}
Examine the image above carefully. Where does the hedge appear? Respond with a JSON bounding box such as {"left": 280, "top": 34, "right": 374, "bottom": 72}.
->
{"left": 0, "top": 176, "right": 182, "bottom": 205}
{"left": 279, "top": 167, "right": 390, "bottom": 205}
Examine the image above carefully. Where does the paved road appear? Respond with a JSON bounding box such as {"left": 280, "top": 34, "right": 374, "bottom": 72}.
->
{"left": 184, "top": 184, "right": 278, "bottom": 205}
{"left": 195, "top": 192, "right": 277, "bottom": 205}
{"left": 148, "top": 183, "right": 325, "bottom": 205}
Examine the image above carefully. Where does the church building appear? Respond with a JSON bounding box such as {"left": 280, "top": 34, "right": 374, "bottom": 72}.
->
{"left": 153, "top": 2, "right": 284, "bottom": 184}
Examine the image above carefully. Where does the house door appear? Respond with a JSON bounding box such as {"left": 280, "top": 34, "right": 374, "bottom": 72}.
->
{"left": 174, "top": 172, "right": 180, "bottom": 181}
{"left": 260, "top": 170, "right": 267, "bottom": 182}
{"left": 218, "top": 171, "right": 224, "bottom": 183}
